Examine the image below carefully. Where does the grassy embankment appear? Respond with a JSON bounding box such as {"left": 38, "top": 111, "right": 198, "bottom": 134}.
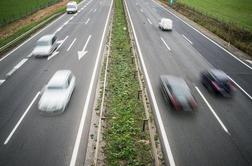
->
{"left": 0, "top": 0, "right": 60, "bottom": 26}
{"left": 162, "top": 0, "right": 252, "bottom": 56}
{"left": 104, "top": 0, "right": 152, "bottom": 165}
{"left": 0, "top": 0, "right": 80, "bottom": 54}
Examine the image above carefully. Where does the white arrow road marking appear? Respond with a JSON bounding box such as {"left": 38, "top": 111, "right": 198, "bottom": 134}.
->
{"left": 78, "top": 35, "right": 91, "bottom": 60}
{"left": 48, "top": 36, "right": 68, "bottom": 60}
{"left": 182, "top": 35, "right": 193, "bottom": 45}
{"left": 4, "top": 91, "right": 41, "bottom": 144}
{"left": 0, "top": 79, "right": 5, "bottom": 86}
{"left": 85, "top": 18, "right": 90, "bottom": 24}
{"left": 67, "top": 38, "right": 77, "bottom": 52}
{"left": 6, "top": 58, "right": 28, "bottom": 77}
{"left": 195, "top": 86, "right": 230, "bottom": 134}
{"left": 161, "top": 37, "right": 171, "bottom": 51}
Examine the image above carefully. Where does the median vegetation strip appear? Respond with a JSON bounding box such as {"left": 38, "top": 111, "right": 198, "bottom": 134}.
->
{"left": 103, "top": 0, "right": 153, "bottom": 164}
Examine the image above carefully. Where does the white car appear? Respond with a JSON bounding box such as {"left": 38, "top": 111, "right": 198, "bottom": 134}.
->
{"left": 66, "top": 1, "right": 78, "bottom": 14}
{"left": 159, "top": 18, "right": 173, "bottom": 31}
{"left": 38, "top": 70, "right": 76, "bottom": 113}
{"left": 32, "top": 34, "right": 57, "bottom": 57}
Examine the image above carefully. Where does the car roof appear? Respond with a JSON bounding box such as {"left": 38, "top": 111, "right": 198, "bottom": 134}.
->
{"left": 47, "top": 70, "right": 71, "bottom": 87}
{"left": 38, "top": 34, "right": 55, "bottom": 42}
{"left": 67, "top": 1, "right": 77, "bottom": 5}
{"left": 210, "top": 69, "right": 228, "bottom": 80}
{"left": 161, "top": 18, "right": 172, "bottom": 22}
{"left": 161, "top": 75, "right": 191, "bottom": 95}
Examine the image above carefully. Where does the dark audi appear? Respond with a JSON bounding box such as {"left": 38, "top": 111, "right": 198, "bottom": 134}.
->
{"left": 160, "top": 75, "right": 197, "bottom": 111}
{"left": 201, "top": 69, "right": 235, "bottom": 97}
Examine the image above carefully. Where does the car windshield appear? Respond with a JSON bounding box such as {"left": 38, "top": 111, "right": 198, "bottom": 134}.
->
{"left": 47, "top": 85, "right": 65, "bottom": 90}
{"left": 67, "top": 5, "right": 76, "bottom": 8}
{"left": 37, "top": 40, "right": 50, "bottom": 46}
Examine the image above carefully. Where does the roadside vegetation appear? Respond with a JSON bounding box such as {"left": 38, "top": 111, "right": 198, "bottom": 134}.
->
{"left": 103, "top": 0, "right": 153, "bottom": 165}
{"left": 0, "top": 0, "right": 81, "bottom": 55}
{"left": 160, "top": 0, "right": 252, "bottom": 57}
{"left": 0, "top": 0, "right": 61, "bottom": 26}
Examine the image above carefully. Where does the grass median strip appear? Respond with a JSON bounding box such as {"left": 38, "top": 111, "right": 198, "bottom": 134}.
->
{"left": 104, "top": 0, "right": 153, "bottom": 165}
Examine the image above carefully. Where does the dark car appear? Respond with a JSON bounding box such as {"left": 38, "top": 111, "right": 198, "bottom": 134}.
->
{"left": 160, "top": 75, "right": 197, "bottom": 111}
{"left": 200, "top": 69, "right": 235, "bottom": 96}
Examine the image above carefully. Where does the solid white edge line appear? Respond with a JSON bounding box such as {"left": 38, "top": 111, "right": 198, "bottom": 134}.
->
{"left": 151, "top": 0, "right": 252, "bottom": 70}
{"left": 227, "top": 76, "right": 252, "bottom": 100}
{"left": 0, "top": 14, "right": 66, "bottom": 62}
{"left": 147, "top": 18, "right": 152, "bottom": 25}
{"left": 195, "top": 86, "right": 230, "bottom": 134}
{"left": 160, "top": 37, "right": 171, "bottom": 51}
{"left": 182, "top": 34, "right": 193, "bottom": 45}
{"left": 69, "top": 0, "right": 113, "bottom": 165}
{"left": 4, "top": 91, "right": 40, "bottom": 144}
{"left": 67, "top": 38, "right": 77, "bottom": 52}
{"left": 124, "top": 1, "right": 176, "bottom": 166}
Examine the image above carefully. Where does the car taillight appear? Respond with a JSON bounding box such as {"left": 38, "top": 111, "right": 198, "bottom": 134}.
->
{"left": 189, "top": 98, "right": 197, "bottom": 109}
{"left": 228, "top": 80, "right": 236, "bottom": 91}
{"left": 211, "top": 81, "right": 220, "bottom": 91}
{"left": 171, "top": 95, "right": 180, "bottom": 111}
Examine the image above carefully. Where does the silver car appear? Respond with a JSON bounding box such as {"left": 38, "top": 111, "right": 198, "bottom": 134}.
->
{"left": 38, "top": 70, "right": 76, "bottom": 113}
{"left": 32, "top": 34, "right": 57, "bottom": 57}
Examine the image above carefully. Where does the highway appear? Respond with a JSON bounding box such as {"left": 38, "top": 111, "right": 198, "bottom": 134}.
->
{"left": 0, "top": 0, "right": 112, "bottom": 165}
{"left": 125, "top": 0, "right": 252, "bottom": 166}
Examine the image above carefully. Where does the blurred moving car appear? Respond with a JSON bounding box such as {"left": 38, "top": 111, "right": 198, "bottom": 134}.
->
{"left": 159, "top": 18, "right": 173, "bottom": 31}
{"left": 32, "top": 34, "right": 57, "bottom": 57}
{"left": 38, "top": 70, "right": 76, "bottom": 113}
{"left": 66, "top": 1, "right": 78, "bottom": 14}
{"left": 160, "top": 75, "right": 197, "bottom": 111}
{"left": 201, "top": 69, "right": 235, "bottom": 97}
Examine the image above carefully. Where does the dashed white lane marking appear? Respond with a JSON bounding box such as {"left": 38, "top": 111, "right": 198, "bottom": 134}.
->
{"left": 6, "top": 58, "right": 28, "bottom": 77}
{"left": 160, "top": 37, "right": 171, "bottom": 51}
{"left": 67, "top": 38, "right": 77, "bottom": 52}
{"left": 64, "top": 20, "right": 69, "bottom": 26}
{"left": 124, "top": 1, "right": 176, "bottom": 166}
{"left": 70, "top": 16, "right": 74, "bottom": 21}
{"left": 182, "top": 34, "right": 193, "bottom": 45}
{"left": 4, "top": 91, "right": 41, "bottom": 145}
{"left": 89, "top": 9, "right": 93, "bottom": 13}
{"left": 0, "top": 80, "right": 5, "bottom": 86}
{"left": 151, "top": 0, "right": 252, "bottom": 70}
{"left": 48, "top": 36, "right": 68, "bottom": 60}
{"left": 93, "top": 8, "right": 97, "bottom": 13}
{"left": 69, "top": 0, "right": 113, "bottom": 165}
{"left": 195, "top": 86, "right": 230, "bottom": 135}
{"left": 147, "top": 18, "right": 152, "bottom": 24}
{"left": 85, "top": 18, "right": 90, "bottom": 24}
{"left": 140, "top": 8, "right": 144, "bottom": 13}
{"left": 55, "top": 26, "right": 63, "bottom": 33}
{"left": 27, "top": 53, "right": 32, "bottom": 58}
{"left": 227, "top": 76, "right": 252, "bottom": 100}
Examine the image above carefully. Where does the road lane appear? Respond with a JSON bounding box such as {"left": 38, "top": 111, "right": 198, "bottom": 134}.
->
{"left": 125, "top": 0, "right": 252, "bottom": 165}
{"left": 0, "top": 0, "right": 112, "bottom": 165}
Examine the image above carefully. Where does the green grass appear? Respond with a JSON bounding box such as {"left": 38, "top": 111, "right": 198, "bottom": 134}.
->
{"left": 176, "top": 0, "right": 252, "bottom": 32}
{"left": 104, "top": 0, "right": 152, "bottom": 165}
{"left": 0, "top": 0, "right": 60, "bottom": 26}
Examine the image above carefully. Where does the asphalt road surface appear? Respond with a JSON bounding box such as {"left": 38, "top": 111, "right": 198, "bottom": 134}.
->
{"left": 125, "top": 0, "right": 252, "bottom": 165}
{"left": 0, "top": 0, "right": 113, "bottom": 165}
